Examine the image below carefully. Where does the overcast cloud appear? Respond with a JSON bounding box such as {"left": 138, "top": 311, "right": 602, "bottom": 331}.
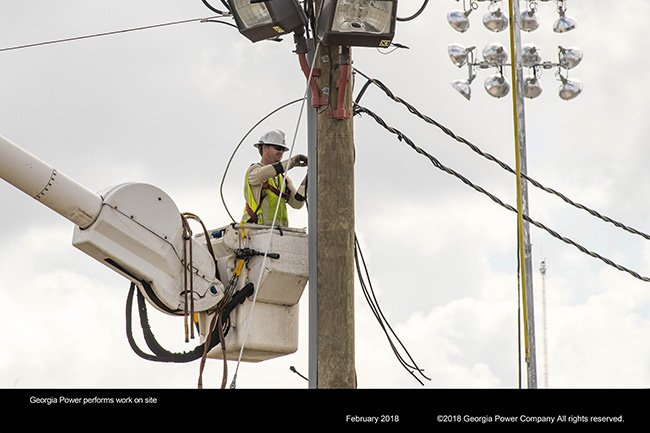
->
{"left": 2, "top": 1, "right": 650, "bottom": 396}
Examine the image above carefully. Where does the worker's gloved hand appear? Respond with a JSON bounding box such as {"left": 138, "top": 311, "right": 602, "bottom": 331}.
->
{"left": 296, "top": 174, "right": 308, "bottom": 202}
{"left": 288, "top": 154, "right": 308, "bottom": 170}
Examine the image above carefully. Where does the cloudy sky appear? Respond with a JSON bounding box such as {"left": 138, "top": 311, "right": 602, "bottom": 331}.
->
{"left": 1, "top": 0, "right": 650, "bottom": 393}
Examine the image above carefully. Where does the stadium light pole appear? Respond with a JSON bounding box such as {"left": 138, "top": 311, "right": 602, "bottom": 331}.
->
{"left": 506, "top": 0, "right": 538, "bottom": 390}
{"left": 447, "top": 0, "right": 581, "bottom": 389}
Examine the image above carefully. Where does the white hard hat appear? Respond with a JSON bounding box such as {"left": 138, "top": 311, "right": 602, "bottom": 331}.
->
{"left": 255, "top": 129, "right": 288, "bottom": 150}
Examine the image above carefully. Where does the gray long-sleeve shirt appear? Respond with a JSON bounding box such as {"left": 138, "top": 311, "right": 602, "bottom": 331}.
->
{"left": 243, "top": 160, "right": 306, "bottom": 224}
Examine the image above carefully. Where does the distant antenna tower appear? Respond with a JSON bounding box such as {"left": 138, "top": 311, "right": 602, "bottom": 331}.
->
{"left": 539, "top": 259, "right": 549, "bottom": 388}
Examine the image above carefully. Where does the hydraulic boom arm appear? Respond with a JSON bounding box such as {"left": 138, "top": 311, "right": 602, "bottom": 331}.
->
{"left": 0, "top": 134, "right": 224, "bottom": 315}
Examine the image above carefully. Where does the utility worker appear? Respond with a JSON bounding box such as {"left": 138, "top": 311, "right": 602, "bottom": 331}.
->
{"left": 243, "top": 129, "right": 308, "bottom": 226}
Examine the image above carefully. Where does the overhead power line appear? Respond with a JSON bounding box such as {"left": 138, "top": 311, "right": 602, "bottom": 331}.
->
{"left": 353, "top": 70, "right": 650, "bottom": 243}
{"left": 353, "top": 103, "right": 650, "bottom": 284}
{"left": 0, "top": 16, "right": 225, "bottom": 53}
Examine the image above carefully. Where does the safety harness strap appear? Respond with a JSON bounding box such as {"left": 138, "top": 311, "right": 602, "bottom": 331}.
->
{"left": 244, "top": 176, "right": 290, "bottom": 224}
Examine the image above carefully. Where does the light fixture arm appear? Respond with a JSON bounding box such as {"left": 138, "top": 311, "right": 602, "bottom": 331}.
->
{"left": 526, "top": 0, "right": 539, "bottom": 13}
{"left": 464, "top": 47, "right": 478, "bottom": 83}
{"left": 455, "top": 0, "right": 480, "bottom": 15}
{"left": 530, "top": 64, "right": 541, "bottom": 79}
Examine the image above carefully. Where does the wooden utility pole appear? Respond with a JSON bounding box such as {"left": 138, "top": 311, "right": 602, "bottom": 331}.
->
{"left": 308, "top": 0, "right": 356, "bottom": 388}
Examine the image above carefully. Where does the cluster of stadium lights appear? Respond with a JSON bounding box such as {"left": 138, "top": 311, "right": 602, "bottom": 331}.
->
{"left": 226, "top": 0, "right": 398, "bottom": 47}
{"left": 447, "top": 0, "right": 583, "bottom": 101}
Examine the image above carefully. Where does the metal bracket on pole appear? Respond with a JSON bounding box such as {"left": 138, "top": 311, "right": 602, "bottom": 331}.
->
{"left": 327, "top": 47, "right": 352, "bottom": 120}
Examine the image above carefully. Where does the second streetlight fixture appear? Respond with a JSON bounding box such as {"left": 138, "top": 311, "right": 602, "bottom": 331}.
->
{"left": 317, "top": 0, "right": 398, "bottom": 47}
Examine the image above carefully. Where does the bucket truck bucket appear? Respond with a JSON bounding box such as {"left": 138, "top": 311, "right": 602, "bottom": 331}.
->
{"left": 196, "top": 223, "right": 309, "bottom": 362}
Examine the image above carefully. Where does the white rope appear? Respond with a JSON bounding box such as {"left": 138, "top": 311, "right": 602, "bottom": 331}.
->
{"left": 230, "top": 41, "right": 321, "bottom": 388}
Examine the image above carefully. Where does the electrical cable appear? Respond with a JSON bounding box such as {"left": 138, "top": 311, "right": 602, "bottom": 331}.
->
{"left": 353, "top": 70, "right": 650, "bottom": 244}
{"left": 353, "top": 103, "right": 650, "bottom": 284}
{"left": 303, "top": 0, "right": 316, "bottom": 38}
{"left": 198, "top": 18, "right": 239, "bottom": 29}
{"left": 290, "top": 365, "right": 309, "bottom": 381}
{"left": 0, "top": 16, "right": 224, "bottom": 53}
{"left": 354, "top": 235, "right": 431, "bottom": 386}
{"left": 125, "top": 282, "right": 227, "bottom": 363}
{"left": 201, "top": 0, "right": 230, "bottom": 15}
{"left": 125, "top": 281, "right": 253, "bottom": 358}
{"left": 397, "top": 0, "right": 430, "bottom": 22}
{"left": 219, "top": 98, "right": 304, "bottom": 223}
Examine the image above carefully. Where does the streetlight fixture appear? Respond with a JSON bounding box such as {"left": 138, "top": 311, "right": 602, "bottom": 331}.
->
{"left": 523, "top": 75, "right": 543, "bottom": 98}
{"left": 559, "top": 46, "right": 583, "bottom": 69}
{"left": 553, "top": 1, "right": 578, "bottom": 33}
{"left": 521, "top": 44, "right": 541, "bottom": 67}
{"left": 484, "top": 71, "right": 510, "bottom": 98}
{"left": 448, "top": 42, "right": 472, "bottom": 67}
{"left": 520, "top": 7, "right": 540, "bottom": 32}
{"left": 483, "top": 2, "right": 509, "bottom": 32}
{"left": 447, "top": 9, "right": 473, "bottom": 33}
{"left": 316, "top": 0, "right": 398, "bottom": 47}
{"left": 558, "top": 75, "right": 582, "bottom": 100}
{"left": 227, "top": 0, "right": 307, "bottom": 42}
{"left": 451, "top": 79, "right": 473, "bottom": 100}
{"left": 483, "top": 42, "right": 508, "bottom": 64}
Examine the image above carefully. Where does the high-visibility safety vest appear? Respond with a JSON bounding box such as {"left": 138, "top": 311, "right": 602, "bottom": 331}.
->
{"left": 243, "top": 172, "right": 290, "bottom": 226}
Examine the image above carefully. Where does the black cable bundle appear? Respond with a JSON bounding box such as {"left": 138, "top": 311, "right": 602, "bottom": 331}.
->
{"left": 125, "top": 282, "right": 254, "bottom": 363}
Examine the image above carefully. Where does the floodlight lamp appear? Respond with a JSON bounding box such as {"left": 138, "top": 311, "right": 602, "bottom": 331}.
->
{"left": 523, "top": 76, "right": 543, "bottom": 99}
{"left": 558, "top": 76, "right": 582, "bottom": 100}
{"left": 482, "top": 42, "right": 508, "bottom": 65}
{"left": 558, "top": 46, "right": 583, "bottom": 69}
{"left": 520, "top": 9, "right": 540, "bottom": 32}
{"left": 553, "top": 9, "right": 577, "bottom": 33}
{"left": 228, "top": 0, "right": 307, "bottom": 42}
{"left": 317, "top": 0, "right": 398, "bottom": 47}
{"left": 448, "top": 43, "right": 472, "bottom": 67}
{"left": 447, "top": 10, "right": 471, "bottom": 33}
{"left": 484, "top": 73, "right": 510, "bottom": 98}
{"left": 451, "top": 79, "right": 472, "bottom": 100}
{"left": 483, "top": 9, "right": 508, "bottom": 32}
{"left": 521, "top": 44, "right": 541, "bottom": 67}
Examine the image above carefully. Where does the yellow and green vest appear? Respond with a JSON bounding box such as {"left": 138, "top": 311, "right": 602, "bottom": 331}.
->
{"left": 243, "top": 173, "right": 290, "bottom": 226}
